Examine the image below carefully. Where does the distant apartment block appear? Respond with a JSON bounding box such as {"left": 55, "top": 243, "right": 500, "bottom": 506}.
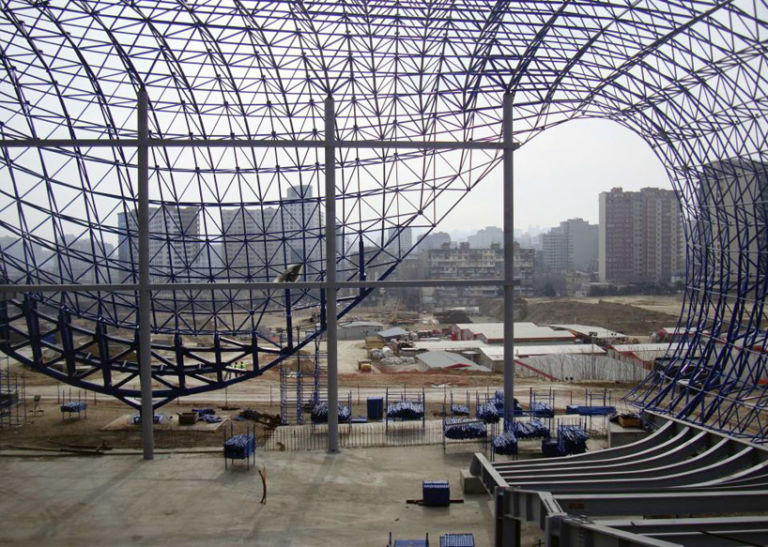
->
{"left": 467, "top": 226, "right": 503, "bottom": 248}
{"left": 280, "top": 184, "right": 324, "bottom": 277}
{"left": 416, "top": 231, "right": 451, "bottom": 254}
{"left": 542, "top": 218, "right": 598, "bottom": 273}
{"left": 426, "top": 241, "right": 534, "bottom": 304}
{"left": 599, "top": 187, "right": 683, "bottom": 284}
{"left": 221, "top": 205, "right": 279, "bottom": 280}
{"left": 118, "top": 205, "right": 200, "bottom": 282}
{"left": 386, "top": 226, "right": 413, "bottom": 257}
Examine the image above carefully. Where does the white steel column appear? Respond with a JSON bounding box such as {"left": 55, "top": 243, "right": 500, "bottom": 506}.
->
{"left": 137, "top": 87, "right": 154, "bottom": 459}
{"left": 324, "top": 96, "right": 339, "bottom": 452}
{"left": 503, "top": 93, "right": 515, "bottom": 429}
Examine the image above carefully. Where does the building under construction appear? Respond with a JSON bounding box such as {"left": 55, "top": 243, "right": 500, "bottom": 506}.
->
{"left": 1, "top": 1, "right": 768, "bottom": 545}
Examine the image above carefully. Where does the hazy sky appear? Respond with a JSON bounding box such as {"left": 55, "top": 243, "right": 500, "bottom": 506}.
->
{"left": 439, "top": 118, "right": 671, "bottom": 237}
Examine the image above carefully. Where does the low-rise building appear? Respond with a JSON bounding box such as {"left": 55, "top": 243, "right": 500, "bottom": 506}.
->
{"left": 338, "top": 321, "right": 386, "bottom": 340}
{"left": 451, "top": 322, "right": 576, "bottom": 345}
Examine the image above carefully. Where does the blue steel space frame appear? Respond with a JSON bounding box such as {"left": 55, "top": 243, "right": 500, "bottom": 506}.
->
{"left": 0, "top": 1, "right": 767, "bottom": 440}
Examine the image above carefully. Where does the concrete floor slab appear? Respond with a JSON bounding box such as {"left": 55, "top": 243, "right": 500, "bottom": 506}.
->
{"left": 1, "top": 446, "right": 495, "bottom": 546}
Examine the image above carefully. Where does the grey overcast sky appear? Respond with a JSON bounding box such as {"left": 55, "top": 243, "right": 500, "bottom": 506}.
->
{"left": 439, "top": 118, "right": 671, "bottom": 236}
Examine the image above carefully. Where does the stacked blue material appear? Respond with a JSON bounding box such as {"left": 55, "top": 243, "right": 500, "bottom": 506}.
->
{"left": 443, "top": 419, "right": 486, "bottom": 439}
{"left": 579, "top": 406, "right": 616, "bottom": 416}
{"left": 311, "top": 402, "right": 352, "bottom": 423}
{"left": 440, "top": 533, "right": 475, "bottom": 546}
{"left": 476, "top": 403, "right": 499, "bottom": 423}
{"left": 558, "top": 425, "right": 589, "bottom": 455}
{"left": 566, "top": 405, "right": 616, "bottom": 416}
{"left": 224, "top": 433, "right": 256, "bottom": 459}
{"left": 493, "top": 390, "right": 504, "bottom": 410}
{"left": 193, "top": 407, "right": 216, "bottom": 416}
{"left": 511, "top": 419, "right": 550, "bottom": 439}
{"left": 492, "top": 391, "right": 523, "bottom": 415}
{"left": 131, "top": 413, "right": 163, "bottom": 424}
{"left": 423, "top": 480, "right": 450, "bottom": 506}
{"left": 199, "top": 414, "right": 222, "bottom": 423}
{"left": 530, "top": 402, "right": 554, "bottom": 418}
{"left": 387, "top": 401, "right": 424, "bottom": 421}
{"left": 491, "top": 431, "right": 518, "bottom": 455}
{"left": 60, "top": 401, "right": 87, "bottom": 412}
{"left": 450, "top": 404, "right": 470, "bottom": 416}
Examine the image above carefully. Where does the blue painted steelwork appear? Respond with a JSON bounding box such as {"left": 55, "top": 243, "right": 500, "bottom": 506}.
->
{"left": 0, "top": 2, "right": 765, "bottom": 441}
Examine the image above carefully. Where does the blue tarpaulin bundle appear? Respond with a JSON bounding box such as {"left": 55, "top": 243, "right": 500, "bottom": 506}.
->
{"left": 311, "top": 402, "right": 352, "bottom": 423}
{"left": 60, "top": 401, "right": 87, "bottom": 412}
{"left": 492, "top": 391, "right": 523, "bottom": 415}
{"left": 493, "top": 390, "right": 504, "bottom": 409}
{"left": 443, "top": 419, "right": 486, "bottom": 439}
{"left": 199, "top": 414, "right": 222, "bottom": 423}
{"left": 476, "top": 403, "right": 500, "bottom": 423}
{"left": 387, "top": 401, "right": 424, "bottom": 421}
{"left": 131, "top": 413, "right": 163, "bottom": 424}
{"left": 193, "top": 407, "right": 216, "bottom": 416}
{"left": 558, "top": 425, "right": 589, "bottom": 455}
{"left": 511, "top": 419, "right": 550, "bottom": 439}
{"left": 224, "top": 433, "right": 256, "bottom": 459}
{"left": 566, "top": 405, "right": 616, "bottom": 416}
{"left": 451, "top": 404, "right": 470, "bottom": 416}
{"left": 491, "top": 431, "right": 518, "bottom": 455}
{"left": 530, "top": 402, "right": 554, "bottom": 418}
{"left": 579, "top": 406, "right": 616, "bottom": 416}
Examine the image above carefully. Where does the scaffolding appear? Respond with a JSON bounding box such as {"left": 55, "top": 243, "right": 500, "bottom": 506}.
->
{"left": 280, "top": 333, "right": 327, "bottom": 425}
{"left": 0, "top": 359, "right": 25, "bottom": 428}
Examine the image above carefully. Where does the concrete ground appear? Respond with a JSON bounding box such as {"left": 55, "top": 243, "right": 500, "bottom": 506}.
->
{"left": 1, "top": 445, "right": 495, "bottom": 546}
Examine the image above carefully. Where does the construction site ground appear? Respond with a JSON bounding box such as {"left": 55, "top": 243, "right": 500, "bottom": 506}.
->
{"left": 1, "top": 375, "right": 634, "bottom": 452}
{"left": 0, "top": 295, "right": 674, "bottom": 451}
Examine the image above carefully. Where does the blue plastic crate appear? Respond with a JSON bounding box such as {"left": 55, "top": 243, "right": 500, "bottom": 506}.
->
{"left": 367, "top": 397, "right": 384, "bottom": 420}
{"left": 423, "top": 480, "right": 450, "bottom": 506}
{"left": 440, "top": 533, "right": 475, "bottom": 547}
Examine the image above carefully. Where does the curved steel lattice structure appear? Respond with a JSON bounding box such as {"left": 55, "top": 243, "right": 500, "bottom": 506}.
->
{"left": 0, "top": 2, "right": 767, "bottom": 435}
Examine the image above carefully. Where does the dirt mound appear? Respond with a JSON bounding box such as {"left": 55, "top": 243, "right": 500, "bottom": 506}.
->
{"left": 524, "top": 299, "right": 680, "bottom": 336}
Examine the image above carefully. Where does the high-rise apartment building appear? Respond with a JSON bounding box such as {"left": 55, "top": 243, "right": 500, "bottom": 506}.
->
{"left": 280, "top": 184, "right": 323, "bottom": 277}
{"left": 416, "top": 231, "right": 451, "bottom": 254}
{"left": 467, "top": 226, "right": 503, "bottom": 249}
{"left": 221, "top": 206, "right": 278, "bottom": 280}
{"left": 386, "top": 226, "right": 413, "bottom": 258}
{"left": 117, "top": 205, "right": 200, "bottom": 281}
{"left": 599, "top": 187, "right": 683, "bottom": 284}
{"left": 542, "top": 218, "right": 598, "bottom": 273}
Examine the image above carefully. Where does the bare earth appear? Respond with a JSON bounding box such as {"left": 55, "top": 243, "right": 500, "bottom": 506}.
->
{"left": 1, "top": 295, "right": 672, "bottom": 450}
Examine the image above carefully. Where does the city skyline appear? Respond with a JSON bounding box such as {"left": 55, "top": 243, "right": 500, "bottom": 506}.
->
{"left": 436, "top": 118, "right": 671, "bottom": 236}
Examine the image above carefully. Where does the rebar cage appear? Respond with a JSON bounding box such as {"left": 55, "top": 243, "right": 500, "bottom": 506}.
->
{"left": 0, "top": 1, "right": 767, "bottom": 439}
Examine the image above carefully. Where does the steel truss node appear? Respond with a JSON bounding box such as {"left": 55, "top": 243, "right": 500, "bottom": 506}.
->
{"left": 0, "top": 1, "right": 767, "bottom": 442}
